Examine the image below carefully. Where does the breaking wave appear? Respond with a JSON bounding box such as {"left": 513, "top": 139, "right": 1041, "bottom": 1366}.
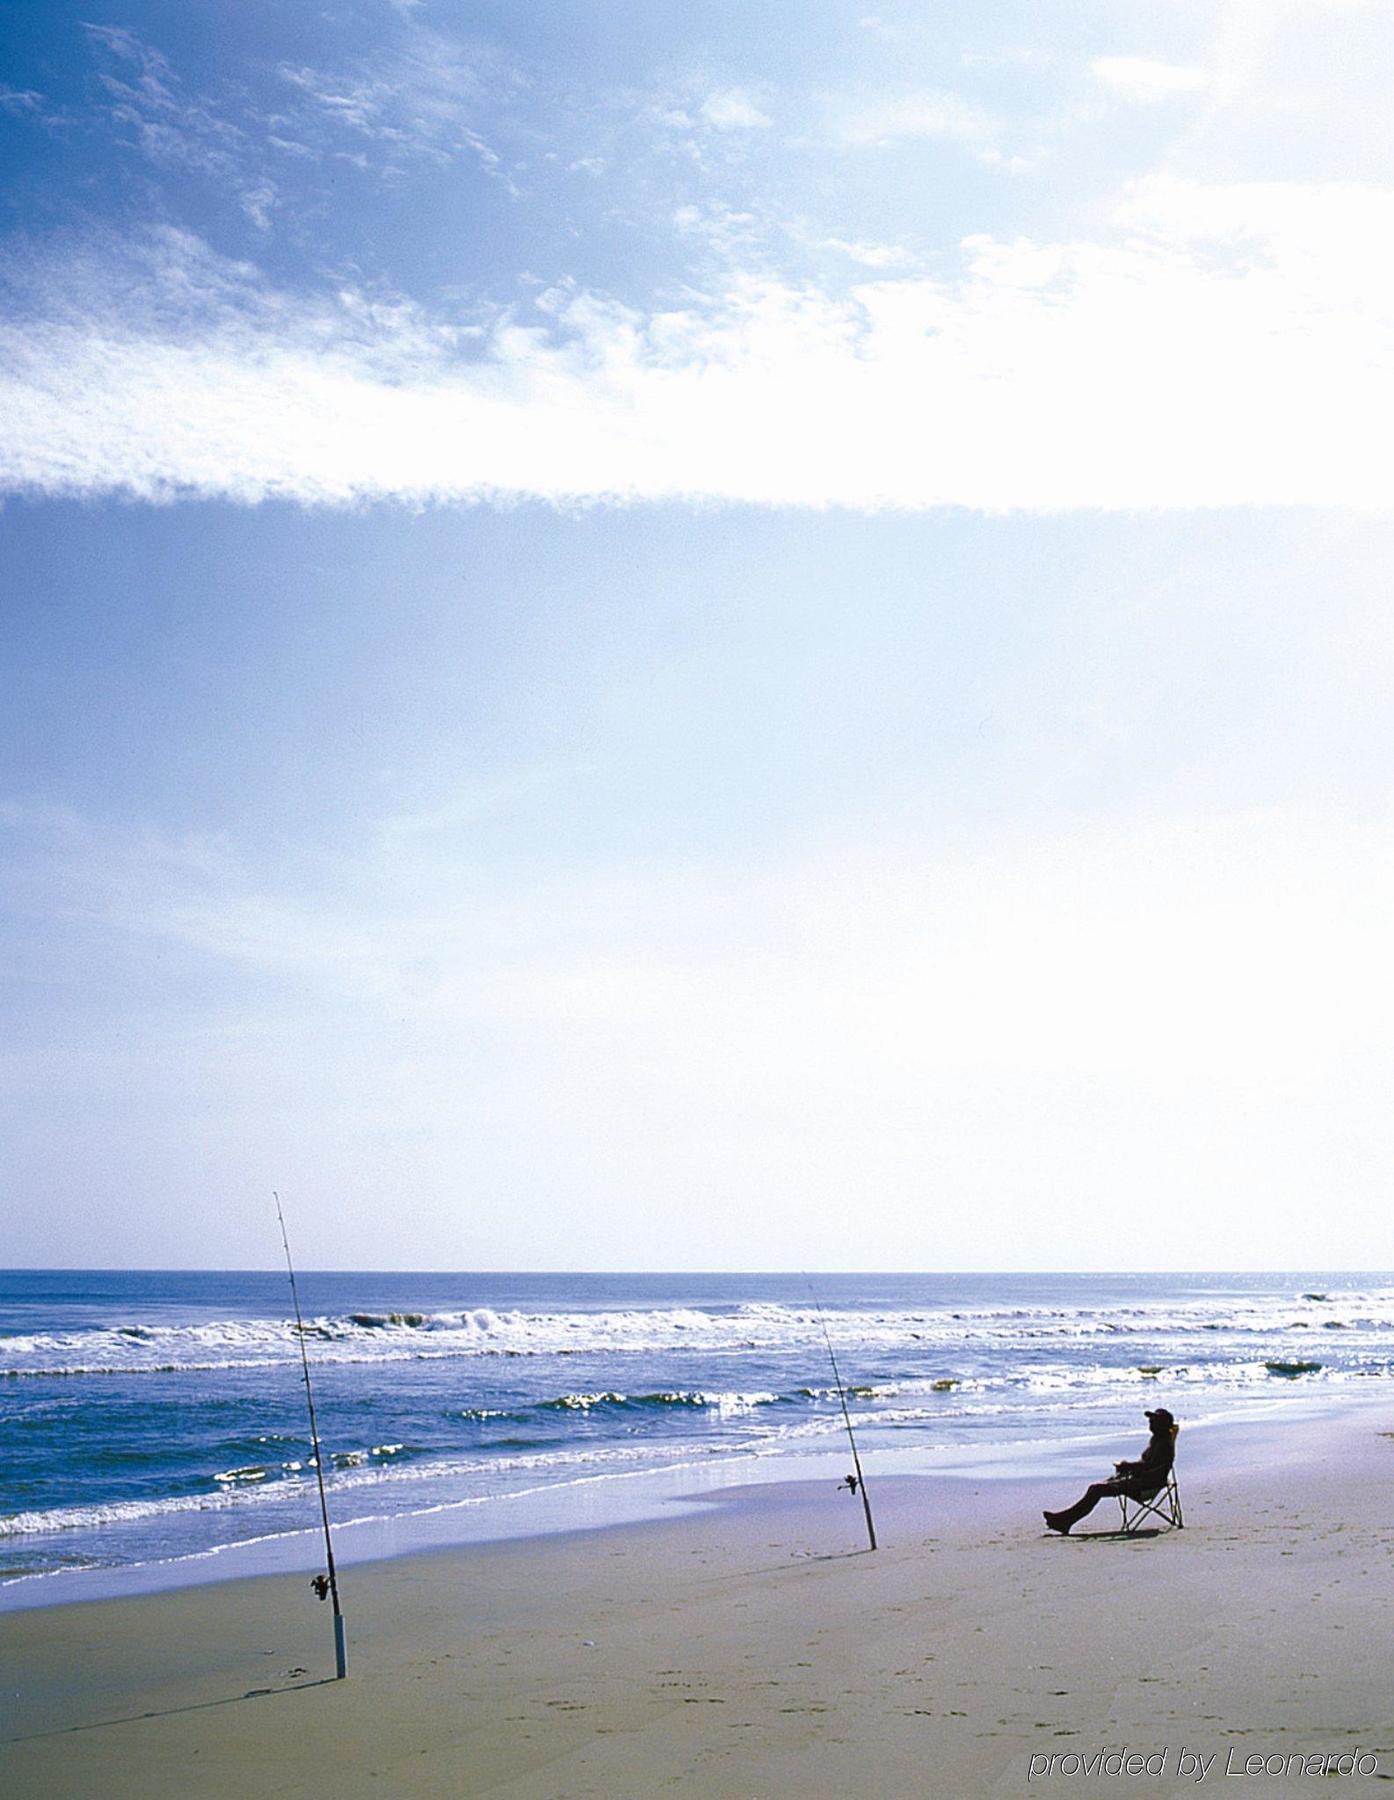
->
{"left": 8, "top": 1287, "right": 1394, "bottom": 1381}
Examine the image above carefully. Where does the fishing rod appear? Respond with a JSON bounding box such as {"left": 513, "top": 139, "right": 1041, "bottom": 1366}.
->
{"left": 806, "top": 1279, "right": 877, "bottom": 1552}
{"left": 275, "top": 1191, "right": 347, "bottom": 1680}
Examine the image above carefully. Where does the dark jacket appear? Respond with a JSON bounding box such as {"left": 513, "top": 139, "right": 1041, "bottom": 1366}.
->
{"left": 1115, "top": 1429, "right": 1174, "bottom": 1494}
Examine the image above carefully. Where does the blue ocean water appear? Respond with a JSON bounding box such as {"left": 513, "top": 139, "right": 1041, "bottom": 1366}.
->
{"left": 2, "top": 1270, "right": 1391, "bottom": 1601}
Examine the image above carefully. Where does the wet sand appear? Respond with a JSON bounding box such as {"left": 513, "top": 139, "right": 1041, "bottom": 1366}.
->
{"left": 4, "top": 1401, "right": 1393, "bottom": 1797}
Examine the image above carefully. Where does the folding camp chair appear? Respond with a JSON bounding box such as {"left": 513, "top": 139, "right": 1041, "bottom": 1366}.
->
{"left": 1118, "top": 1425, "right": 1183, "bottom": 1533}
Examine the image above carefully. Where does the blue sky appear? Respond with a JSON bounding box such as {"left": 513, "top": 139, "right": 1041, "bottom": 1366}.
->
{"left": 3, "top": 1, "right": 1393, "bottom": 1269}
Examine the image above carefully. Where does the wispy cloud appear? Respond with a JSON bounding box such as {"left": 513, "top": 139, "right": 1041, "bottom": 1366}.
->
{"left": 83, "top": 23, "right": 280, "bottom": 228}
{"left": 671, "top": 200, "right": 764, "bottom": 259}
{"left": 274, "top": 24, "right": 517, "bottom": 186}
{"left": 87, "top": 24, "right": 240, "bottom": 173}
{"left": 0, "top": 87, "right": 46, "bottom": 115}
{"left": 78, "top": 15, "right": 518, "bottom": 204}
{"left": 834, "top": 86, "right": 1043, "bottom": 171}
{"left": 2, "top": 174, "right": 1392, "bottom": 511}
{"left": 837, "top": 88, "right": 999, "bottom": 152}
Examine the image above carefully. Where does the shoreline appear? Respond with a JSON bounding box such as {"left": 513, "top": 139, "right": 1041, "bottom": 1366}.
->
{"left": 1, "top": 1380, "right": 1377, "bottom": 1616}
{"left": 10, "top": 1267, "right": 1392, "bottom": 1624}
{"left": 5, "top": 1393, "right": 1393, "bottom": 1795}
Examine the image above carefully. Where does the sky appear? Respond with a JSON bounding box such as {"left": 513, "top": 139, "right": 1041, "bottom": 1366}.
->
{"left": 2, "top": 0, "right": 1392, "bottom": 1271}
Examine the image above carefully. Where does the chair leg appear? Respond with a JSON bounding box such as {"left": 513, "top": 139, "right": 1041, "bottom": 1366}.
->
{"left": 1119, "top": 1485, "right": 1182, "bottom": 1534}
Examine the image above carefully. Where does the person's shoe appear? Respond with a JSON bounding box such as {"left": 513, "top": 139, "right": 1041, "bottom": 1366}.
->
{"left": 1043, "top": 1510, "right": 1072, "bottom": 1535}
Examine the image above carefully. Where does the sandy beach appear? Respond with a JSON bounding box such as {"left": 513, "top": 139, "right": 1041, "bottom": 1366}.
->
{"left": 4, "top": 1400, "right": 1393, "bottom": 1798}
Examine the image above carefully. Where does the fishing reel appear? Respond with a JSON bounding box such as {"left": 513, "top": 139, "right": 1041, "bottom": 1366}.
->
{"left": 310, "top": 1573, "right": 331, "bottom": 1601}
{"left": 837, "top": 1473, "right": 860, "bottom": 1496}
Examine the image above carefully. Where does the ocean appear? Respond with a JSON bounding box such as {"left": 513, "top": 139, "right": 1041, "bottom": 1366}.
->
{"left": 3, "top": 1269, "right": 1391, "bottom": 1605}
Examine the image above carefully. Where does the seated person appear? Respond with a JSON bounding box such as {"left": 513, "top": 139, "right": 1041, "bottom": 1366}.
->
{"left": 1043, "top": 1407, "right": 1175, "bottom": 1535}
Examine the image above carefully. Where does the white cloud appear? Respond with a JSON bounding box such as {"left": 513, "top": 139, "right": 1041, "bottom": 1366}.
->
{"left": 699, "top": 88, "right": 771, "bottom": 131}
{"left": 2, "top": 183, "right": 1393, "bottom": 512}
{"left": 1118, "top": 173, "right": 1394, "bottom": 287}
{"left": 1092, "top": 57, "right": 1212, "bottom": 102}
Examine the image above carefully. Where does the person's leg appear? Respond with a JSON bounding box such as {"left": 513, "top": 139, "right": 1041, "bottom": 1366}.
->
{"left": 1043, "top": 1479, "right": 1122, "bottom": 1534}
